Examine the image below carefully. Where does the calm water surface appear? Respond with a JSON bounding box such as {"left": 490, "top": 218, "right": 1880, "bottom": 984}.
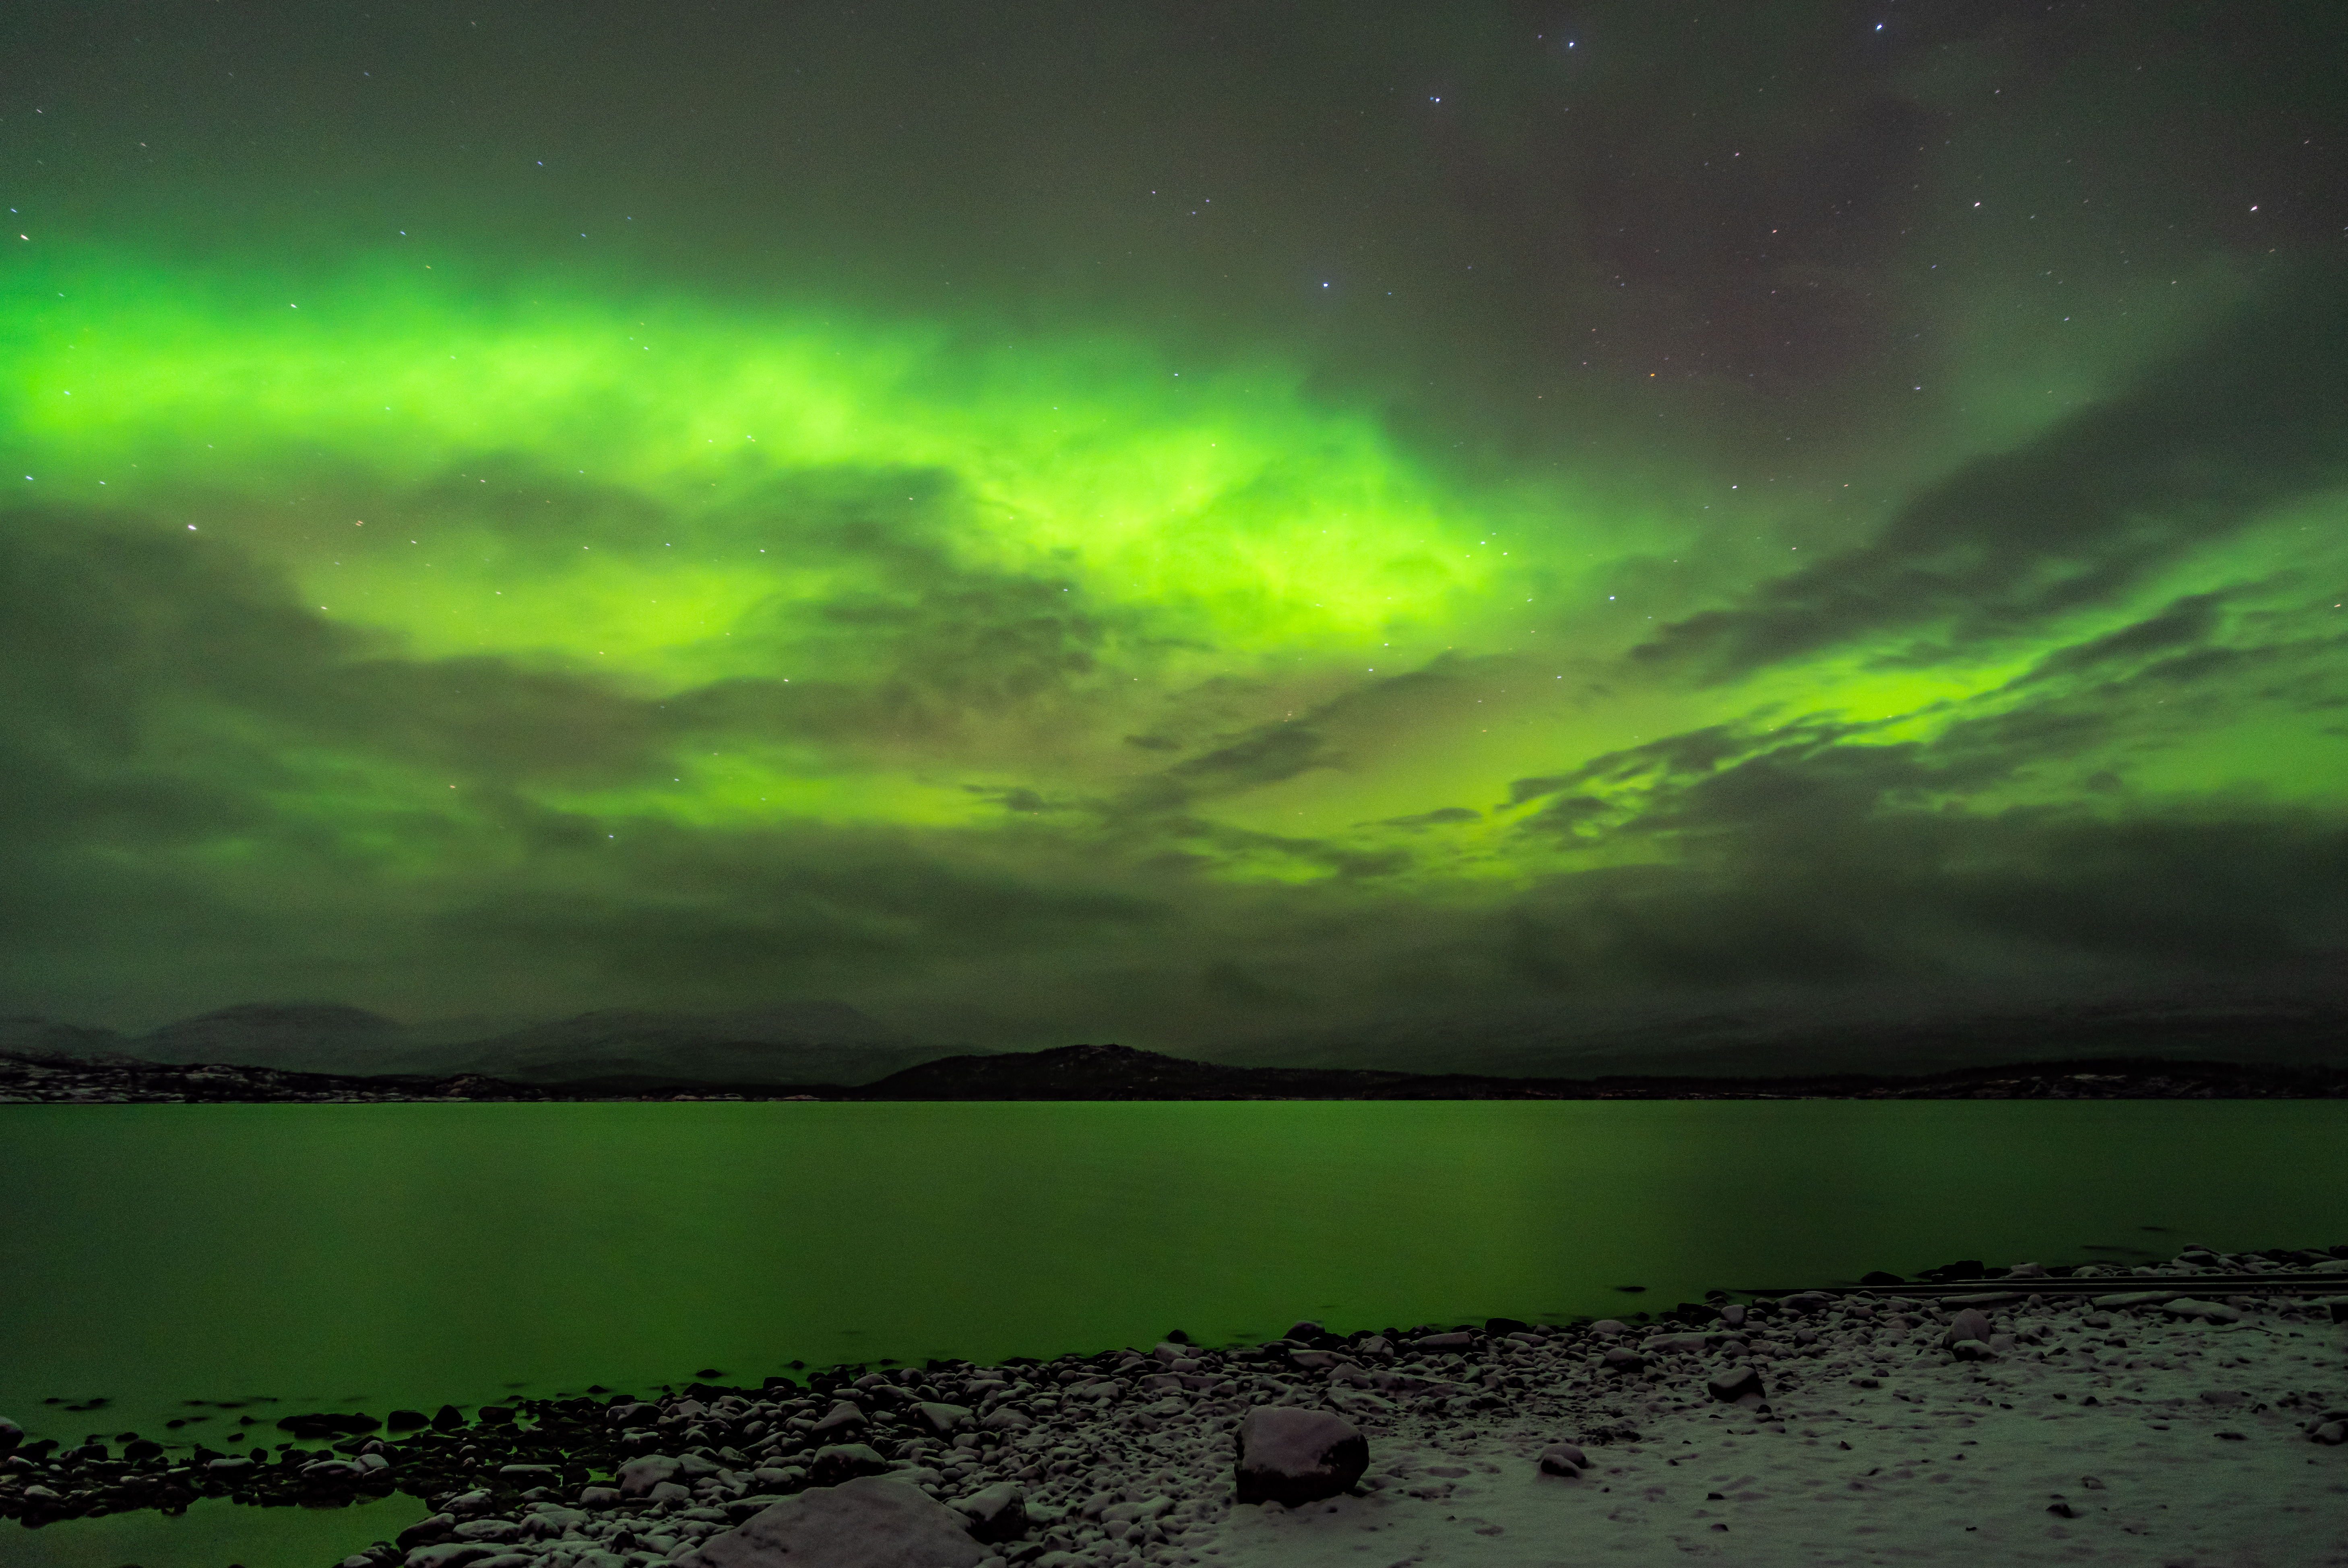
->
{"left": 5, "top": 1098, "right": 2344, "bottom": 1565}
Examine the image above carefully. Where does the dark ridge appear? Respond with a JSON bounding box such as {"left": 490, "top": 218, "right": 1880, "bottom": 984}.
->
{"left": 838, "top": 1044, "right": 2348, "bottom": 1102}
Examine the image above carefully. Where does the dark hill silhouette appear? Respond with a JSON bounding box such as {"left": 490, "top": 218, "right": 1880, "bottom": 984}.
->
{"left": 842, "top": 1043, "right": 2348, "bottom": 1102}
{"left": 853, "top": 1042, "right": 1407, "bottom": 1099}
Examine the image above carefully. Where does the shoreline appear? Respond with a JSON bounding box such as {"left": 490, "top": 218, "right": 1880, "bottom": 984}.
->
{"left": 7, "top": 1244, "right": 2347, "bottom": 1566}
{"left": 6, "top": 1042, "right": 2347, "bottom": 1105}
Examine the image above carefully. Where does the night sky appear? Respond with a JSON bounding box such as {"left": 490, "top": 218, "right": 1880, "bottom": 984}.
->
{"left": 5, "top": 2, "right": 2345, "bottom": 1055}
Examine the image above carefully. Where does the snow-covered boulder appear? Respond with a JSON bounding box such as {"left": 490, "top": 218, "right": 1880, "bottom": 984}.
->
{"left": 1233, "top": 1406, "right": 1368, "bottom": 1506}
{"left": 678, "top": 1476, "right": 985, "bottom": 1568}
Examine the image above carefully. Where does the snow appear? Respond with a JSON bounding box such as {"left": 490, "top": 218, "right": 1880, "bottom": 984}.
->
{"left": 1196, "top": 1304, "right": 2348, "bottom": 1566}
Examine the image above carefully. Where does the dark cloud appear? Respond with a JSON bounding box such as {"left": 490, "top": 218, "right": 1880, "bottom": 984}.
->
{"left": 1364, "top": 807, "right": 1481, "bottom": 829}
{"left": 1632, "top": 262, "right": 2348, "bottom": 682}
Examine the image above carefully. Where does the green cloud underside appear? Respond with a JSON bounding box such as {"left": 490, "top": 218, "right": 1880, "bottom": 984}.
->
{"left": 4, "top": 240, "right": 2342, "bottom": 1043}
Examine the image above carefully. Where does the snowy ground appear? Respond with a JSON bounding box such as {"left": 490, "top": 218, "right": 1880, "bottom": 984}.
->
{"left": 1204, "top": 1312, "right": 2348, "bottom": 1566}
{"left": 430, "top": 1271, "right": 2346, "bottom": 1568}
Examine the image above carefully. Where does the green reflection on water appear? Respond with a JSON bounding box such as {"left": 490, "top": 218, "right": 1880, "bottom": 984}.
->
{"left": 4, "top": 1493, "right": 429, "bottom": 1568}
{"left": 4, "top": 1098, "right": 2342, "bottom": 1457}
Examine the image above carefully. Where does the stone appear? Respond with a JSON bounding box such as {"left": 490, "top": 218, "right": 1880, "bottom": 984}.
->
{"left": 617, "top": 1455, "right": 681, "bottom": 1497}
{"left": 0, "top": 1417, "right": 19, "bottom": 1452}
{"left": 403, "top": 1546, "right": 502, "bottom": 1568}
{"left": 916, "top": 1402, "right": 973, "bottom": 1437}
{"left": 1233, "top": 1406, "right": 1368, "bottom": 1506}
{"left": 678, "top": 1476, "right": 987, "bottom": 1568}
{"left": 395, "top": 1514, "right": 456, "bottom": 1550}
{"left": 431, "top": 1405, "right": 467, "bottom": 1432}
{"left": 1588, "top": 1320, "right": 1630, "bottom": 1336}
{"left": 2159, "top": 1298, "right": 2245, "bottom": 1324}
{"left": 1706, "top": 1366, "right": 1765, "bottom": 1404}
{"left": 1600, "top": 1347, "right": 1646, "bottom": 1376}
{"left": 1537, "top": 1443, "right": 1586, "bottom": 1477}
{"left": 1940, "top": 1308, "right": 1993, "bottom": 1348}
{"left": 953, "top": 1480, "right": 1028, "bottom": 1543}
{"left": 808, "top": 1401, "right": 867, "bottom": 1440}
{"left": 1408, "top": 1330, "right": 1476, "bottom": 1349}
{"left": 807, "top": 1442, "right": 891, "bottom": 1486}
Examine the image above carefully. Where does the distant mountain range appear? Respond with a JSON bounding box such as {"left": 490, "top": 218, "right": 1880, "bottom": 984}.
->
{"left": 0, "top": 1000, "right": 974, "bottom": 1087}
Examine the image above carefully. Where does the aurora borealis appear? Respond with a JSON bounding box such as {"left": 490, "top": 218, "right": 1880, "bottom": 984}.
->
{"left": 4, "top": 2, "right": 2345, "bottom": 1058}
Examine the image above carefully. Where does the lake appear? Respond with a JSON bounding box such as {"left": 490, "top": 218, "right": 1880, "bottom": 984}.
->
{"left": 5, "top": 1097, "right": 2344, "bottom": 1566}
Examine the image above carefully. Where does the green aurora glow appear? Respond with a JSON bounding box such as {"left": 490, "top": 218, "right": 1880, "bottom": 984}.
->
{"left": 5, "top": 3, "right": 2346, "bottom": 1054}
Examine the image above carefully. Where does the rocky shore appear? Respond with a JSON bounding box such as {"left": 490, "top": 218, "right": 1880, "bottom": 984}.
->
{"left": 7, "top": 1041, "right": 2346, "bottom": 1104}
{"left": 5, "top": 1244, "right": 2346, "bottom": 1565}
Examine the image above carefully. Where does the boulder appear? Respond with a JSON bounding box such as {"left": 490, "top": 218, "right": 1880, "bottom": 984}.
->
{"left": 807, "top": 1443, "right": 891, "bottom": 1486}
{"left": 952, "top": 1480, "right": 1028, "bottom": 1543}
{"left": 1537, "top": 1443, "right": 1586, "bottom": 1477}
{"left": 1706, "top": 1366, "right": 1766, "bottom": 1404}
{"left": 0, "top": 1418, "right": 20, "bottom": 1452}
{"left": 1940, "top": 1308, "right": 1993, "bottom": 1349}
{"left": 394, "top": 1514, "right": 456, "bottom": 1550}
{"left": 1233, "top": 1406, "right": 1368, "bottom": 1506}
{"left": 808, "top": 1401, "right": 867, "bottom": 1441}
{"left": 679, "top": 1476, "right": 986, "bottom": 1568}
{"left": 402, "top": 1546, "right": 501, "bottom": 1568}
{"left": 2159, "top": 1298, "right": 2245, "bottom": 1324}
{"left": 1599, "top": 1347, "right": 1646, "bottom": 1376}
{"left": 617, "top": 1455, "right": 681, "bottom": 1497}
{"left": 915, "top": 1402, "right": 973, "bottom": 1437}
